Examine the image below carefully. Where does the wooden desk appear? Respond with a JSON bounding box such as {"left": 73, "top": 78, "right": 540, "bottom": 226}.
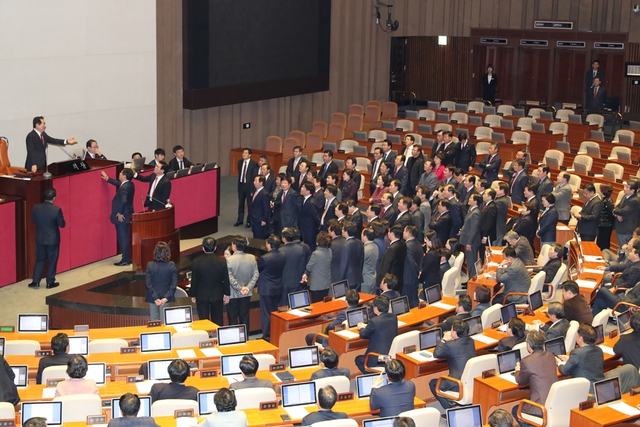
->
{"left": 570, "top": 392, "right": 640, "bottom": 427}
{"left": 567, "top": 241, "right": 606, "bottom": 302}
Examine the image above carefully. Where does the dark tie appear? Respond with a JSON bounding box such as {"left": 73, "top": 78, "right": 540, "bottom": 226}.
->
{"left": 40, "top": 133, "right": 45, "bottom": 147}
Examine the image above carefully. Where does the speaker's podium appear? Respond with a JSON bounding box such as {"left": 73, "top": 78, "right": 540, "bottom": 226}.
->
{"left": 131, "top": 205, "right": 180, "bottom": 271}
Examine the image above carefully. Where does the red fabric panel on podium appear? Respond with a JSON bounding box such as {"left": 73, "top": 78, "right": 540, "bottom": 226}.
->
{"left": 0, "top": 201, "right": 17, "bottom": 287}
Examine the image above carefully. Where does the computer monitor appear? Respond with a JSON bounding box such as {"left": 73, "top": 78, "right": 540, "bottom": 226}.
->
{"left": 281, "top": 381, "right": 317, "bottom": 407}
{"left": 474, "top": 259, "right": 484, "bottom": 276}
{"left": 500, "top": 303, "right": 517, "bottom": 325}
{"left": 594, "top": 324, "right": 605, "bottom": 345}
{"left": 532, "top": 123, "right": 546, "bottom": 132}
{"left": 529, "top": 290, "right": 543, "bottom": 312}
{"left": 362, "top": 417, "right": 398, "bottom": 427}
{"left": 111, "top": 396, "right": 151, "bottom": 419}
{"left": 0, "top": 337, "right": 5, "bottom": 357}
{"left": 405, "top": 110, "right": 419, "bottom": 119}
{"left": 617, "top": 309, "right": 633, "bottom": 334}
{"left": 217, "top": 324, "right": 247, "bottom": 346}
{"left": 288, "top": 346, "right": 320, "bottom": 369}
{"left": 497, "top": 349, "right": 521, "bottom": 375}
{"left": 85, "top": 362, "right": 106, "bottom": 385}
{"left": 288, "top": 290, "right": 311, "bottom": 310}
{"left": 446, "top": 404, "right": 483, "bottom": 427}
{"left": 427, "top": 101, "right": 440, "bottom": 109}
{"left": 139, "top": 331, "right": 172, "bottom": 353}
{"left": 346, "top": 307, "right": 369, "bottom": 328}
{"left": 419, "top": 328, "right": 442, "bottom": 350}
{"left": 437, "top": 113, "right": 450, "bottom": 122}
{"left": 388, "top": 134, "right": 401, "bottom": 144}
{"left": 67, "top": 336, "right": 89, "bottom": 356}
{"left": 198, "top": 390, "right": 235, "bottom": 415}
{"left": 574, "top": 162, "right": 588, "bottom": 174}
{"left": 21, "top": 401, "right": 63, "bottom": 426}
{"left": 603, "top": 168, "right": 617, "bottom": 181}
{"left": 390, "top": 296, "right": 410, "bottom": 315}
{"left": 539, "top": 111, "right": 554, "bottom": 120}
{"left": 425, "top": 284, "right": 442, "bottom": 305}
{"left": 594, "top": 377, "right": 622, "bottom": 407}
{"left": 619, "top": 134, "right": 633, "bottom": 145}
{"left": 381, "top": 121, "right": 395, "bottom": 130}
{"left": 544, "top": 337, "right": 566, "bottom": 357}
{"left": 544, "top": 156, "right": 559, "bottom": 169}
{"left": 353, "top": 131, "right": 367, "bottom": 140}
{"left": 586, "top": 145, "right": 600, "bottom": 156}
{"left": 331, "top": 280, "right": 348, "bottom": 299}
{"left": 568, "top": 114, "right": 582, "bottom": 123}
{"left": 17, "top": 314, "right": 48, "bottom": 333}
{"left": 147, "top": 359, "right": 176, "bottom": 381}
{"left": 356, "top": 373, "right": 389, "bottom": 398}
{"left": 220, "top": 353, "right": 252, "bottom": 376}
{"left": 493, "top": 133, "right": 506, "bottom": 142}
{"left": 618, "top": 151, "right": 632, "bottom": 163}
{"left": 131, "top": 157, "right": 146, "bottom": 171}
{"left": 463, "top": 316, "right": 483, "bottom": 336}
{"left": 11, "top": 365, "right": 28, "bottom": 387}
{"left": 163, "top": 305, "right": 193, "bottom": 326}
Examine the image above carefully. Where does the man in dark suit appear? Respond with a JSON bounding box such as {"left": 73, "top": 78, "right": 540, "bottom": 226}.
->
{"left": 0, "top": 355, "right": 19, "bottom": 406}
{"left": 230, "top": 355, "right": 274, "bottom": 390}
{"left": 134, "top": 162, "right": 172, "bottom": 211}
{"left": 310, "top": 347, "right": 351, "bottom": 379}
{"left": 558, "top": 324, "right": 605, "bottom": 393}
{"left": 307, "top": 291, "right": 360, "bottom": 348}
{"left": 327, "top": 220, "right": 345, "bottom": 284}
{"left": 318, "top": 150, "right": 339, "bottom": 180}
{"left": 613, "top": 180, "right": 640, "bottom": 247}
{"left": 430, "top": 319, "right": 477, "bottom": 410}
{"left": 533, "top": 302, "right": 570, "bottom": 341}
{"left": 257, "top": 235, "right": 286, "bottom": 342}
{"left": 28, "top": 188, "right": 66, "bottom": 289}
{"left": 380, "top": 192, "right": 398, "bottom": 225}
{"left": 512, "top": 331, "right": 559, "bottom": 422}
{"left": 407, "top": 145, "right": 424, "bottom": 197}
{"left": 532, "top": 243, "right": 564, "bottom": 283}
{"left": 261, "top": 163, "right": 276, "bottom": 196}
{"left": 574, "top": 183, "right": 603, "bottom": 242}
{"left": 149, "top": 359, "right": 199, "bottom": 402}
{"left": 478, "top": 143, "right": 502, "bottom": 185}
{"left": 235, "top": 148, "right": 259, "bottom": 227}
{"left": 537, "top": 192, "right": 559, "bottom": 246}
{"left": 250, "top": 176, "right": 271, "bottom": 239}
{"left": 587, "top": 78, "right": 607, "bottom": 111}
{"left": 535, "top": 164, "right": 554, "bottom": 202}
{"left": 455, "top": 133, "right": 476, "bottom": 172}
{"left": 149, "top": 148, "right": 165, "bottom": 166}
{"left": 355, "top": 295, "right": 398, "bottom": 374}
{"left": 370, "top": 147, "right": 385, "bottom": 195}
{"left": 286, "top": 146, "right": 307, "bottom": 177}
{"left": 299, "top": 182, "right": 320, "bottom": 250}
{"left": 505, "top": 231, "right": 535, "bottom": 266}
{"left": 279, "top": 177, "right": 301, "bottom": 232}
{"left": 392, "top": 155, "right": 409, "bottom": 195}
{"left": 394, "top": 197, "right": 413, "bottom": 229}
{"left": 402, "top": 225, "right": 422, "bottom": 308}
{"left": 381, "top": 140, "right": 397, "bottom": 165}
{"left": 346, "top": 200, "right": 364, "bottom": 238}
{"left": 591, "top": 240, "right": 640, "bottom": 315}
{"left": 480, "top": 189, "right": 498, "bottom": 258}
{"left": 168, "top": 145, "right": 194, "bottom": 171}
{"left": 369, "top": 359, "right": 416, "bottom": 417}
{"left": 493, "top": 246, "right": 531, "bottom": 305}
{"left": 320, "top": 185, "right": 339, "bottom": 231}
{"left": 25, "top": 116, "right": 77, "bottom": 172}
{"left": 190, "top": 237, "right": 230, "bottom": 326}
{"left": 83, "top": 139, "right": 107, "bottom": 160}
{"left": 444, "top": 185, "right": 464, "bottom": 238}
{"left": 585, "top": 60, "right": 604, "bottom": 107}
{"left": 437, "top": 295, "right": 472, "bottom": 332}
{"left": 430, "top": 199, "right": 453, "bottom": 246}
{"left": 460, "top": 194, "right": 482, "bottom": 277}
{"left": 431, "top": 131, "right": 445, "bottom": 159}
{"left": 561, "top": 281, "right": 593, "bottom": 325}
{"left": 292, "top": 160, "right": 310, "bottom": 192}
{"left": 101, "top": 168, "right": 134, "bottom": 266}
{"left": 301, "top": 386, "right": 347, "bottom": 426}
{"left": 494, "top": 182, "right": 510, "bottom": 244}
{"left": 36, "top": 333, "right": 73, "bottom": 384}
{"left": 279, "top": 228, "right": 310, "bottom": 306}
{"left": 508, "top": 159, "right": 528, "bottom": 205}
{"left": 441, "top": 131, "right": 458, "bottom": 167}
{"left": 613, "top": 311, "right": 640, "bottom": 370}
{"left": 340, "top": 221, "right": 364, "bottom": 290}
{"left": 376, "top": 224, "right": 407, "bottom": 288}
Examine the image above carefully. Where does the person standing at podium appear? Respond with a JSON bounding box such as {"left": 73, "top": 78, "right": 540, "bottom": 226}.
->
{"left": 134, "top": 162, "right": 172, "bottom": 211}
{"left": 28, "top": 187, "right": 65, "bottom": 289}
{"left": 25, "top": 116, "right": 77, "bottom": 172}
{"left": 101, "top": 168, "right": 135, "bottom": 266}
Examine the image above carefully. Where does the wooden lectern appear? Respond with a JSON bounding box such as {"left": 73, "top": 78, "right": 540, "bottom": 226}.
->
{"left": 131, "top": 206, "right": 180, "bottom": 271}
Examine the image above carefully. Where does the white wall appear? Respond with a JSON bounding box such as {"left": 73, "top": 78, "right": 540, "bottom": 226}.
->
{"left": 0, "top": 0, "right": 156, "bottom": 167}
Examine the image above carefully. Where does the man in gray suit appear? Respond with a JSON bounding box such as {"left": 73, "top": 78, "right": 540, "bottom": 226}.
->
{"left": 460, "top": 194, "right": 482, "bottom": 277}
{"left": 226, "top": 236, "right": 259, "bottom": 331}
{"left": 229, "top": 355, "right": 274, "bottom": 390}
{"left": 505, "top": 230, "right": 535, "bottom": 266}
{"left": 573, "top": 183, "right": 603, "bottom": 242}
{"left": 613, "top": 180, "right": 640, "bottom": 247}
{"left": 552, "top": 172, "right": 572, "bottom": 225}
{"left": 492, "top": 246, "right": 531, "bottom": 304}
{"left": 417, "top": 186, "right": 432, "bottom": 237}
{"left": 558, "top": 324, "right": 605, "bottom": 393}
{"left": 418, "top": 159, "right": 438, "bottom": 193}
{"left": 361, "top": 228, "right": 379, "bottom": 295}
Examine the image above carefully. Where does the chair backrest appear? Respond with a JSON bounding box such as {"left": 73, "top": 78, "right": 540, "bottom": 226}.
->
{"left": 396, "top": 119, "right": 414, "bottom": 131}
{"left": 364, "top": 105, "right": 381, "bottom": 124}
{"left": 53, "top": 394, "right": 102, "bottom": 423}
{"left": 529, "top": 271, "right": 546, "bottom": 296}
{"left": 451, "top": 112, "right": 468, "bottom": 124}
{"left": 367, "top": 130, "right": 387, "bottom": 142}
{"left": 440, "top": 100, "right": 456, "bottom": 111}
{"left": 453, "top": 252, "right": 465, "bottom": 289}
{"left": 327, "top": 123, "right": 345, "bottom": 142}
{"left": 537, "top": 244, "right": 550, "bottom": 267}
{"left": 484, "top": 114, "right": 502, "bottom": 127}
{"left": 458, "top": 354, "right": 498, "bottom": 405}
{"left": 441, "top": 268, "right": 458, "bottom": 298}
{"left": 367, "top": 100, "right": 382, "bottom": 109}
{"left": 476, "top": 142, "right": 491, "bottom": 155}
{"left": 546, "top": 264, "right": 567, "bottom": 301}
{"left": 585, "top": 114, "right": 605, "bottom": 129}
{"left": 549, "top": 122, "right": 568, "bottom": 136}
{"left": 610, "top": 146, "right": 632, "bottom": 160}
{"left": 369, "top": 142, "right": 383, "bottom": 154}
{"left": 381, "top": 102, "right": 398, "bottom": 120}
{"left": 398, "top": 408, "right": 442, "bottom": 427}
{"left": 578, "top": 141, "right": 600, "bottom": 155}
{"left": 543, "top": 149, "right": 564, "bottom": 166}
{"left": 614, "top": 129, "right": 635, "bottom": 145}
{"left": 346, "top": 114, "right": 363, "bottom": 132}
{"left": 174, "top": 287, "right": 188, "bottom": 298}
{"left": 468, "top": 101, "right": 485, "bottom": 112}
{"left": 5, "top": 339, "right": 40, "bottom": 356}
{"left": 418, "top": 109, "right": 435, "bottom": 121}
{"left": 313, "top": 375, "right": 351, "bottom": 394}
{"left": 544, "top": 378, "right": 590, "bottom": 427}
{"left": 283, "top": 137, "right": 300, "bottom": 157}
{"left": 555, "top": 109, "right": 574, "bottom": 122}
{"left": 311, "top": 419, "right": 359, "bottom": 427}
{"left": 171, "top": 330, "right": 209, "bottom": 349}
{"left": 481, "top": 304, "right": 503, "bottom": 329}
{"left": 312, "top": 121, "right": 328, "bottom": 139}
{"left": 305, "top": 133, "right": 323, "bottom": 152}
{"left": 235, "top": 387, "right": 277, "bottom": 410}
{"left": 0, "top": 403, "right": 14, "bottom": 420}
{"left": 511, "top": 131, "right": 530, "bottom": 144}
{"left": 497, "top": 104, "right": 514, "bottom": 116}
{"left": 572, "top": 155, "right": 593, "bottom": 171}
{"left": 311, "top": 153, "right": 325, "bottom": 165}
{"left": 592, "top": 308, "right": 611, "bottom": 331}
{"left": 349, "top": 104, "right": 364, "bottom": 117}
{"left": 88, "top": 338, "right": 128, "bottom": 354}
{"left": 41, "top": 365, "right": 71, "bottom": 383}
{"left": 516, "top": 117, "right": 535, "bottom": 130}
{"left": 473, "top": 127, "right": 493, "bottom": 140}
{"left": 331, "top": 112, "right": 347, "bottom": 127}
{"left": 151, "top": 399, "right": 199, "bottom": 417}
{"left": 568, "top": 174, "right": 581, "bottom": 193}
{"left": 483, "top": 105, "right": 497, "bottom": 114}
{"left": 604, "top": 163, "right": 624, "bottom": 180}
{"left": 564, "top": 320, "right": 580, "bottom": 352}
{"left": 289, "top": 130, "right": 306, "bottom": 148}
{"left": 339, "top": 139, "right": 359, "bottom": 152}
{"left": 528, "top": 107, "right": 545, "bottom": 119}
{"left": 355, "top": 157, "right": 371, "bottom": 172}
{"left": 434, "top": 123, "right": 452, "bottom": 133}
{"left": 388, "top": 330, "right": 420, "bottom": 357}
{"left": 513, "top": 341, "right": 531, "bottom": 359}
{"left": 265, "top": 136, "right": 283, "bottom": 153}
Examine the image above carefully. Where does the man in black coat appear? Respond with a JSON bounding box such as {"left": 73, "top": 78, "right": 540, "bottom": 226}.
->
{"left": 318, "top": 150, "right": 339, "bottom": 180}
{"left": 0, "top": 355, "right": 19, "bottom": 405}
{"left": 328, "top": 220, "right": 346, "bottom": 283}
{"left": 190, "top": 237, "right": 231, "bottom": 326}
{"left": 257, "top": 235, "right": 287, "bottom": 342}
{"left": 347, "top": 200, "right": 364, "bottom": 238}
{"left": 134, "top": 162, "right": 172, "bottom": 211}
{"left": 391, "top": 155, "right": 410, "bottom": 195}
{"left": 340, "top": 221, "right": 364, "bottom": 290}
{"left": 407, "top": 145, "right": 425, "bottom": 197}
{"left": 508, "top": 159, "right": 528, "bottom": 205}
{"left": 36, "top": 333, "right": 73, "bottom": 384}
{"left": 355, "top": 295, "right": 398, "bottom": 374}
{"left": 478, "top": 143, "right": 502, "bottom": 186}
{"left": 441, "top": 131, "right": 459, "bottom": 167}
{"left": 480, "top": 189, "right": 498, "bottom": 260}
{"left": 455, "top": 133, "right": 477, "bottom": 172}
{"left": 320, "top": 185, "right": 339, "bottom": 232}
{"left": 573, "top": 183, "right": 603, "bottom": 242}
{"left": 235, "top": 148, "right": 259, "bottom": 227}
{"left": 249, "top": 176, "right": 271, "bottom": 240}
{"left": 403, "top": 225, "right": 422, "bottom": 308}
{"left": 28, "top": 188, "right": 66, "bottom": 289}
{"left": 278, "top": 177, "right": 301, "bottom": 232}
{"left": 430, "top": 199, "right": 453, "bottom": 246}
{"left": 279, "top": 228, "right": 310, "bottom": 306}
{"left": 25, "top": 116, "right": 77, "bottom": 172}
{"left": 299, "top": 182, "right": 320, "bottom": 250}
{"left": 376, "top": 224, "right": 407, "bottom": 288}
{"left": 168, "top": 145, "right": 194, "bottom": 171}
{"left": 286, "top": 146, "right": 307, "bottom": 177}
{"left": 102, "top": 168, "right": 135, "bottom": 266}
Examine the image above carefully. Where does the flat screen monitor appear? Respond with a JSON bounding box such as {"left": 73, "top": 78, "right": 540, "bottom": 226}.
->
{"left": 11, "top": 365, "right": 28, "bottom": 387}
{"left": 419, "top": 328, "right": 442, "bottom": 350}
{"left": 619, "top": 134, "right": 633, "bottom": 145}
{"left": 594, "top": 377, "right": 622, "bottom": 407}
{"left": 446, "top": 404, "right": 483, "bottom": 427}
{"left": 532, "top": 123, "right": 546, "bottom": 132}
{"left": 217, "top": 325, "right": 247, "bottom": 346}
{"left": 331, "top": 280, "right": 348, "bottom": 298}
{"left": 618, "top": 151, "right": 632, "bottom": 163}
{"left": 132, "top": 157, "right": 146, "bottom": 171}
{"left": 544, "top": 337, "right": 566, "bottom": 357}
{"left": 425, "top": 284, "right": 442, "bottom": 305}
{"left": 574, "top": 162, "right": 588, "bottom": 175}
{"left": 21, "top": 401, "right": 63, "bottom": 426}
{"left": 198, "top": 390, "right": 235, "bottom": 415}
{"left": 493, "top": 133, "right": 506, "bottom": 142}
{"left": 0, "top": 337, "right": 4, "bottom": 357}
{"left": 387, "top": 134, "right": 401, "bottom": 144}
{"left": 617, "top": 309, "right": 633, "bottom": 334}
{"left": 353, "top": 131, "right": 367, "bottom": 140}
{"left": 164, "top": 305, "right": 193, "bottom": 326}
{"left": 463, "top": 315, "right": 483, "bottom": 336}
{"left": 362, "top": 417, "right": 398, "bottom": 427}
{"left": 288, "top": 346, "right": 320, "bottom": 369}
{"left": 85, "top": 362, "right": 106, "bottom": 385}
{"left": 139, "top": 331, "right": 172, "bottom": 353}
{"left": 346, "top": 307, "right": 368, "bottom": 329}
{"left": 497, "top": 349, "right": 521, "bottom": 374}
{"left": 500, "top": 303, "right": 518, "bottom": 325}
{"left": 474, "top": 259, "right": 484, "bottom": 276}
{"left": 594, "top": 324, "right": 605, "bottom": 345}
{"left": 111, "top": 396, "right": 151, "bottom": 419}
{"left": 281, "top": 381, "right": 317, "bottom": 407}
{"left": 18, "top": 314, "right": 48, "bottom": 333}
{"left": 67, "top": 336, "right": 89, "bottom": 356}
{"left": 147, "top": 359, "right": 176, "bottom": 381}
{"left": 529, "top": 290, "right": 543, "bottom": 312}
{"left": 603, "top": 168, "right": 617, "bottom": 181}
{"left": 390, "top": 296, "right": 410, "bottom": 315}
{"left": 220, "top": 353, "right": 252, "bottom": 376}
{"left": 544, "top": 156, "right": 559, "bottom": 169}
{"left": 288, "top": 290, "right": 311, "bottom": 310}
{"left": 356, "top": 373, "right": 388, "bottom": 398}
